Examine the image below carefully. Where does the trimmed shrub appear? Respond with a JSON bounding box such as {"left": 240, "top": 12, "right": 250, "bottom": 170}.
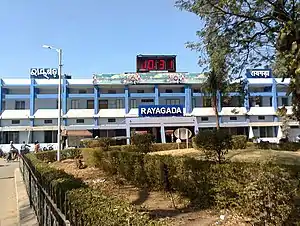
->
{"left": 193, "top": 130, "right": 232, "bottom": 163}
{"left": 86, "top": 150, "right": 300, "bottom": 225}
{"left": 35, "top": 148, "right": 82, "bottom": 162}
{"left": 256, "top": 141, "right": 300, "bottom": 151}
{"left": 66, "top": 188, "right": 165, "bottom": 226}
{"left": 231, "top": 135, "right": 247, "bottom": 149}
{"left": 131, "top": 133, "right": 154, "bottom": 154}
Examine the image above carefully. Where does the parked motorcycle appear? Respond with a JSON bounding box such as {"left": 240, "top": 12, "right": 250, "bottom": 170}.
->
{"left": 43, "top": 144, "right": 54, "bottom": 151}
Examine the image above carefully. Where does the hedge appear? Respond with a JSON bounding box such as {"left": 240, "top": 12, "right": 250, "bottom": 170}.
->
{"left": 256, "top": 141, "right": 300, "bottom": 151}
{"left": 24, "top": 152, "right": 164, "bottom": 225}
{"left": 34, "top": 148, "right": 83, "bottom": 162}
{"left": 86, "top": 150, "right": 300, "bottom": 225}
{"left": 231, "top": 135, "right": 247, "bottom": 149}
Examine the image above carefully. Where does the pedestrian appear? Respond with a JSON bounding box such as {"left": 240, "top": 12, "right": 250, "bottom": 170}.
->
{"left": 34, "top": 140, "right": 40, "bottom": 153}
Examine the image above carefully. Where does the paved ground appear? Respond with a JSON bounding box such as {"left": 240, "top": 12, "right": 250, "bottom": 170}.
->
{"left": 0, "top": 158, "right": 18, "bottom": 226}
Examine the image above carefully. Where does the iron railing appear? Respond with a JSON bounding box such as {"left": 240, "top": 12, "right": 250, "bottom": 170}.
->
{"left": 19, "top": 155, "right": 70, "bottom": 226}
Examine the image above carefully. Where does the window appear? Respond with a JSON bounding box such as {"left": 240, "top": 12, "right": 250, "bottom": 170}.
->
{"left": 258, "top": 116, "right": 265, "bottom": 120}
{"left": 137, "top": 90, "right": 144, "bottom": 93}
{"left": 108, "top": 118, "right": 116, "bottom": 123}
{"left": 87, "top": 100, "right": 94, "bottom": 109}
{"left": 44, "top": 119, "right": 52, "bottom": 124}
{"left": 166, "top": 99, "right": 180, "bottom": 105}
{"left": 203, "top": 97, "right": 211, "bottom": 107}
{"left": 116, "top": 99, "right": 123, "bottom": 109}
{"left": 99, "top": 100, "right": 108, "bottom": 109}
{"left": 76, "top": 119, "right": 84, "bottom": 124}
{"left": 291, "top": 126, "right": 299, "bottom": 129}
{"left": 56, "top": 100, "right": 59, "bottom": 109}
{"left": 201, "top": 117, "right": 209, "bottom": 121}
{"left": 15, "top": 101, "right": 25, "bottom": 110}
{"left": 12, "top": 120, "right": 20, "bottom": 124}
{"left": 78, "top": 89, "right": 87, "bottom": 94}
{"left": 282, "top": 97, "right": 288, "bottom": 106}
{"left": 141, "top": 99, "right": 154, "bottom": 103}
{"left": 166, "top": 89, "right": 173, "bottom": 93}
{"left": 44, "top": 131, "right": 57, "bottom": 143}
{"left": 3, "top": 131, "right": 19, "bottom": 144}
{"left": 71, "top": 100, "right": 80, "bottom": 109}
{"left": 2, "top": 101, "right": 5, "bottom": 110}
{"left": 269, "top": 97, "right": 272, "bottom": 106}
{"left": 230, "top": 116, "right": 237, "bottom": 120}
{"left": 130, "top": 99, "right": 137, "bottom": 108}
{"left": 193, "top": 88, "right": 200, "bottom": 93}
{"left": 108, "top": 90, "right": 116, "bottom": 94}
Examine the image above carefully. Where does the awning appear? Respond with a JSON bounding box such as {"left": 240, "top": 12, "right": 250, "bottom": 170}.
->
{"left": 65, "top": 130, "right": 93, "bottom": 137}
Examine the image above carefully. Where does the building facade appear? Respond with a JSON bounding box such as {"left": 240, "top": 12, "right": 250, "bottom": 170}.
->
{"left": 0, "top": 70, "right": 298, "bottom": 151}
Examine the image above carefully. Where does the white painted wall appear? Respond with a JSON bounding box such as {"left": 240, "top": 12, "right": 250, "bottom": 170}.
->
{"left": 98, "top": 118, "right": 125, "bottom": 124}
{"left": 6, "top": 88, "right": 30, "bottom": 94}
{"left": 196, "top": 116, "right": 216, "bottom": 123}
{"left": 35, "top": 99, "right": 57, "bottom": 110}
{"left": 101, "top": 86, "right": 125, "bottom": 94}
{"left": 222, "top": 116, "right": 247, "bottom": 122}
{"left": 37, "top": 87, "right": 58, "bottom": 94}
{"left": 67, "top": 99, "right": 92, "bottom": 109}
{"left": 68, "top": 87, "right": 93, "bottom": 94}
{"left": 129, "top": 86, "right": 154, "bottom": 93}
{"left": 249, "top": 115, "right": 274, "bottom": 122}
{"left": 4, "top": 99, "right": 30, "bottom": 110}
{"left": 159, "top": 97, "right": 185, "bottom": 105}
{"left": 34, "top": 119, "right": 58, "bottom": 126}
{"left": 66, "top": 118, "right": 94, "bottom": 126}
{"left": 159, "top": 86, "right": 185, "bottom": 93}
{"left": 1, "top": 119, "right": 30, "bottom": 126}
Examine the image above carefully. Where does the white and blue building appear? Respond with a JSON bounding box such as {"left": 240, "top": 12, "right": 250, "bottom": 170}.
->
{"left": 0, "top": 68, "right": 298, "bottom": 151}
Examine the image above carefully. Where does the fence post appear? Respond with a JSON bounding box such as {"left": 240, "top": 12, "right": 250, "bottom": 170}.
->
{"left": 29, "top": 171, "right": 32, "bottom": 206}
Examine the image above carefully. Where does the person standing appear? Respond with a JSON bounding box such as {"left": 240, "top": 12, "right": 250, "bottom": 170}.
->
{"left": 34, "top": 140, "right": 40, "bottom": 153}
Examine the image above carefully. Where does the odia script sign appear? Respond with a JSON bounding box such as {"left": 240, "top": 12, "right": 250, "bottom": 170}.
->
{"left": 138, "top": 105, "right": 184, "bottom": 117}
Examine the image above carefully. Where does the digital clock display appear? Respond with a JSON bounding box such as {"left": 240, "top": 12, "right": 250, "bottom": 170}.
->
{"left": 136, "top": 55, "right": 176, "bottom": 73}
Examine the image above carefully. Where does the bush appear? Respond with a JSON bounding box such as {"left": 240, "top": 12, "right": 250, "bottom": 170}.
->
{"left": 80, "top": 138, "right": 116, "bottom": 150}
{"left": 131, "top": 133, "right": 154, "bottom": 154}
{"left": 86, "top": 150, "right": 300, "bottom": 225}
{"left": 231, "top": 135, "right": 247, "bottom": 149}
{"left": 256, "top": 141, "right": 300, "bottom": 151}
{"left": 193, "top": 129, "right": 232, "bottom": 163}
{"left": 35, "top": 148, "right": 82, "bottom": 162}
{"left": 66, "top": 188, "right": 164, "bottom": 226}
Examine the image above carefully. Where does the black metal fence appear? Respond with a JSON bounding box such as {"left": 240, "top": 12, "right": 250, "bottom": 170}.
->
{"left": 19, "top": 155, "right": 71, "bottom": 226}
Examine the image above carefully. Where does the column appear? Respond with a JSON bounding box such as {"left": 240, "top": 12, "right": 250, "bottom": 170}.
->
{"left": 243, "top": 80, "right": 250, "bottom": 111}
{"left": 62, "top": 77, "right": 68, "bottom": 126}
{"left": 29, "top": 78, "right": 35, "bottom": 127}
{"left": 194, "top": 117, "right": 198, "bottom": 135}
{"left": 126, "top": 119, "right": 131, "bottom": 144}
{"left": 94, "top": 86, "right": 99, "bottom": 127}
{"left": 125, "top": 85, "right": 129, "bottom": 114}
{"left": 217, "top": 90, "right": 222, "bottom": 124}
{"left": 154, "top": 85, "right": 159, "bottom": 105}
{"left": 185, "top": 85, "right": 192, "bottom": 113}
{"left": 160, "top": 124, "right": 166, "bottom": 143}
{"left": 0, "top": 79, "right": 2, "bottom": 127}
{"left": 272, "top": 78, "right": 278, "bottom": 124}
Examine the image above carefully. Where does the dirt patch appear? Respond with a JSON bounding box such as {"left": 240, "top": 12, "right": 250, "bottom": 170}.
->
{"left": 50, "top": 159, "right": 249, "bottom": 225}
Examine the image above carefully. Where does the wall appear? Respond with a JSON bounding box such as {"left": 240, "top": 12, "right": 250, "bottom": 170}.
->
{"left": 196, "top": 116, "right": 216, "bottom": 123}
{"left": 67, "top": 99, "right": 91, "bottom": 109}
{"left": 66, "top": 118, "right": 94, "bottom": 126}
{"left": 6, "top": 88, "right": 30, "bottom": 94}
{"left": 159, "top": 97, "right": 185, "bottom": 105}
{"left": 222, "top": 116, "right": 247, "bottom": 123}
{"left": 249, "top": 115, "right": 274, "bottom": 122}
{"left": 34, "top": 119, "right": 58, "bottom": 126}
{"left": 1, "top": 119, "right": 30, "bottom": 126}
{"left": 37, "top": 87, "right": 58, "bottom": 94}
{"left": 4, "top": 99, "right": 30, "bottom": 110}
{"left": 35, "top": 99, "right": 57, "bottom": 109}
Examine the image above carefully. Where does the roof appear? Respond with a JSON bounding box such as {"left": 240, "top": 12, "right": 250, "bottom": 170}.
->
{"left": 247, "top": 107, "right": 275, "bottom": 116}
{"left": 191, "top": 107, "right": 215, "bottom": 116}
{"left": 65, "top": 109, "right": 94, "bottom": 118}
{"left": 1, "top": 110, "right": 30, "bottom": 119}
{"left": 220, "top": 107, "right": 247, "bottom": 115}
{"left": 34, "top": 109, "right": 60, "bottom": 119}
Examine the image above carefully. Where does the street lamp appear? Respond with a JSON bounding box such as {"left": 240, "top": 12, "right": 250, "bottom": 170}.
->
{"left": 42, "top": 44, "right": 62, "bottom": 161}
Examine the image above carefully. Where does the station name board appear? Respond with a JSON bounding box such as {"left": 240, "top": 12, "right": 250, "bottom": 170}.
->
{"left": 138, "top": 105, "right": 184, "bottom": 117}
{"left": 30, "top": 68, "right": 58, "bottom": 79}
{"left": 246, "top": 69, "right": 272, "bottom": 78}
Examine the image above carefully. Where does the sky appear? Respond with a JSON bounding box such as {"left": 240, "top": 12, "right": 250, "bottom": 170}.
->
{"left": 0, "top": 0, "right": 203, "bottom": 78}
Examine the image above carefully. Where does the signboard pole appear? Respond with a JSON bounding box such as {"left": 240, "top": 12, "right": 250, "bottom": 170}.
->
{"left": 186, "top": 128, "right": 188, "bottom": 149}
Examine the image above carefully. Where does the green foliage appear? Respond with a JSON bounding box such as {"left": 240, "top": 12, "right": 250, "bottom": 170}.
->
{"left": 66, "top": 188, "right": 165, "bottom": 226}
{"left": 131, "top": 133, "right": 155, "bottom": 154}
{"left": 194, "top": 129, "right": 232, "bottom": 163}
{"left": 87, "top": 150, "right": 300, "bottom": 224}
{"left": 256, "top": 142, "right": 300, "bottom": 152}
{"left": 231, "top": 135, "right": 247, "bottom": 149}
{"left": 34, "top": 148, "right": 82, "bottom": 162}
{"left": 175, "top": 0, "right": 300, "bottom": 120}
{"left": 80, "top": 138, "right": 115, "bottom": 150}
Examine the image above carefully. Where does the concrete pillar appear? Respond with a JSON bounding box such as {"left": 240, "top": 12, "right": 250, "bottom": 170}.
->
{"left": 94, "top": 86, "right": 99, "bottom": 127}
{"left": 30, "top": 78, "right": 35, "bottom": 127}
{"left": 160, "top": 124, "right": 166, "bottom": 143}
{"left": 126, "top": 119, "right": 131, "bottom": 144}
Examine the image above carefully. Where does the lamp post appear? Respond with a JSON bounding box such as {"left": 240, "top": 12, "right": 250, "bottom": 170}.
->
{"left": 42, "top": 45, "right": 62, "bottom": 161}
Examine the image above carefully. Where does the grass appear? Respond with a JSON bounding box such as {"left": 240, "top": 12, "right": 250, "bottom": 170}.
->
{"left": 151, "top": 148, "right": 300, "bottom": 165}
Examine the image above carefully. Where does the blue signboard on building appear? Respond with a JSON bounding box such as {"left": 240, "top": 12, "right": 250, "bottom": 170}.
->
{"left": 138, "top": 105, "right": 184, "bottom": 117}
{"left": 246, "top": 69, "right": 272, "bottom": 78}
{"left": 30, "top": 68, "right": 58, "bottom": 79}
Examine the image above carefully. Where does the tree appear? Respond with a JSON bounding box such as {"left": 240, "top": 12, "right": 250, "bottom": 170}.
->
{"left": 193, "top": 129, "right": 232, "bottom": 163}
{"left": 199, "top": 25, "right": 231, "bottom": 129}
{"left": 175, "top": 0, "right": 300, "bottom": 119}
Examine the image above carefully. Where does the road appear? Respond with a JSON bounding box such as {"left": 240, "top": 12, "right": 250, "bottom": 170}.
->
{"left": 0, "top": 158, "right": 18, "bottom": 226}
